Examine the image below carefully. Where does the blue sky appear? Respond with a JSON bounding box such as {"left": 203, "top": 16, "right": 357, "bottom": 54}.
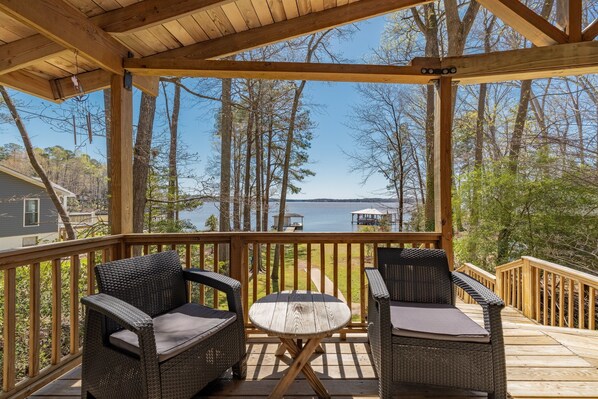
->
{"left": 0, "top": 16, "right": 391, "bottom": 200}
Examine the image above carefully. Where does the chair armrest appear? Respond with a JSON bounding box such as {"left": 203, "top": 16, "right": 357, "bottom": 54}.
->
{"left": 183, "top": 269, "right": 243, "bottom": 317}
{"left": 81, "top": 293, "right": 154, "bottom": 333}
{"left": 452, "top": 271, "right": 504, "bottom": 336}
{"left": 451, "top": 272, "right": 504, "bottom": 308}
{"left": 365, "top": 268, "right": 390, "bottom": 303}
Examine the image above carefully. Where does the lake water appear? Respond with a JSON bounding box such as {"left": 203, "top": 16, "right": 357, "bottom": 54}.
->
{"left": 180, "top": 201, "right": 402, "bottom": 232}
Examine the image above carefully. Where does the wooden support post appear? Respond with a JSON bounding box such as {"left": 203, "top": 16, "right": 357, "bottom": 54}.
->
{"left": 109, "top": 74, "right": 133, "bottom": 236}
{"left": 521, "top": 257, "right": 536, "bottom": 319}
{"left": 434, "top": 77, "right": 454, "bottom": 268}
{"left": 567, "top": 0, "right": 582, "bottom": 43}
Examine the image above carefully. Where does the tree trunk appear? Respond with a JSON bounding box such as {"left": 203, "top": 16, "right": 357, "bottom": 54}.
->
{"left": 243, "top": 105, "right": 254, "bottom": 231}
{"left": 219, "top": 78, "right": 233, "bottom": 233}
{"left": 0, "top": 86, "right": 76, "bottom": 240}
{"left": 166, "top": 80, "right": 181, "bottom": 223}
{"left": 103, "top": 89, "right": 112, "bottom": 226}
{"left": 508, "top": 80, "right": 532, "bottom": 174}
{"left": 233, "top": 126, "right": 242, "bottom": 231}
{"left": 133, "top": 92, "right": 157, "bottom": 233}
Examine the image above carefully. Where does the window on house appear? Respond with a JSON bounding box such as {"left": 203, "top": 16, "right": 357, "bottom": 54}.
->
{"left": 24, "top": 199, "right": 40, "bottom": 226}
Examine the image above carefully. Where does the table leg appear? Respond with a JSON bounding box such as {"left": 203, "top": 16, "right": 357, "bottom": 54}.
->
{"left": 280, "top": 338, "right": 330, "bottom": 399}
{"left": 269, "top": 338, "right": 323, "bottom": 399}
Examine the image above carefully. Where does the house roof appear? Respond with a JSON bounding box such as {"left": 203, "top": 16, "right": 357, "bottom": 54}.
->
{"left": 351, "top": 208, "right": 384, "bottom": 215}
{"left": 274, "top": 213, "right": 303, "bottom": 218}
{"left": 0, "top": 164, "right": 76, "bottom": 197}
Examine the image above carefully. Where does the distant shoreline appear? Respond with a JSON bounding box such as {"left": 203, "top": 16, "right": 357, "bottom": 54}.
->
{"left": 285, "top": 198, "right": 397, "bottom": 203}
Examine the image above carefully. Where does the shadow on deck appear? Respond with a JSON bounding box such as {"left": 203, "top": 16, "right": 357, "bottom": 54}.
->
{"left": 30, "top": 304, "right": 598, "bottom": 398}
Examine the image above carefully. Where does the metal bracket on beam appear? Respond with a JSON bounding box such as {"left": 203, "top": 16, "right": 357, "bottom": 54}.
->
{"left": 421, "top": 66, "right": 457, "bottom": 75}
{"left": 123, "top": 70, "right": 133, "bottom": 90}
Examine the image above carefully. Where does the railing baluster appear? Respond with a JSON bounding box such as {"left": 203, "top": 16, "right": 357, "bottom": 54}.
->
{"left": 253, "top": 243, "right": 259, "bottom": 304}
{"left": 550, "top": 271, "right": 556, "bottom": 326}
{"left": 293, "top": 243, "right": 298, "bottom": 290}
{"left": 185, "top": 244, "right": 192, "bottom": 303}
{"left": 559, "top": 275, "right": 565, "bottom": 327}
{"left": 320, "top": 243, "right": 325, "bottom": 293}
{"left": 360, "top": 243, "right": 365, "bottom": 324}
{"left": 87, "top": 251, "right": 95, "bottom": 295}
{"left": 578, "top": 282, "right": 586, "bottom": 329}
{"left": 51, "top": 259, "right": 61, "bottom": 365}
{"left": 70, "top": 255, "right": 80, "bottom": 354}
{"left": 3, "top": 267, "right": 16, "bottom": 392}
{"left": 266, "top": 243, "right": 271, "bottom": 295}
{"left": 333, "top": 243, "right": 338, "bottom": 298}
{"left": 542, "top": 270, "right": 550, "bottom": 326}
{"left": 568, "top": 279, "right": 574, "bottom": 327}
{"left": 29, "top": 263, "right": 41, "bottom": 378}
{"left": 589, "top": 287, "right": 596, "bottom": 330}
{"left": 280, "top": 244, "right": 285, "bottom": 291}
{"left": 532, "top": 267, "right": 541, "bottom": 322}
{"left": 306, "top": 243, "right": 312, "bottom": 291}
{"left": 199, "top": 243, "right": 205, "bottom": 305}
{"left": 346, "top": 243, "right": 352, "bottom": 322}
{"left": 213, "top": 244, "right": 219, "bottom": 309}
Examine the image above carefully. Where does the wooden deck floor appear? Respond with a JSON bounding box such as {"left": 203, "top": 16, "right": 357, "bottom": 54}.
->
{"left": 30, "top": 303, "right": 598, "bottom": 398}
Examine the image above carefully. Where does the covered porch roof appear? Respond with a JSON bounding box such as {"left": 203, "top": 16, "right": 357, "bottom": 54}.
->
{"left": 0, "top": 0, "right": 595, "bottom": 102}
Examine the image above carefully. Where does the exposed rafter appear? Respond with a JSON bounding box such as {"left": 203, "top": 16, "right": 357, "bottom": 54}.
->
{"left": 93, "top": 0, "right": 237, "bottom": 35}
{"left": 0, "top": 0, "right": 128, "bottom": 75}
{"left": 0, "top": 71, "right": 56, "bottom": 101}
{"left": 583, "top": 18, "right": 598, "bottom": 41}
{"left": 145, "top": 0, "right": 433, "bottom": 61}
{"left": 566, "top": 0, "right": 582, "bottom": 42}
{"left": 476, "top": 0, "right": 568, "bottom": 46}
{"left": 124, "top": 58, "right": 438, "bottom": 84}
{"left": 0, "top": 0, "right": 235, "bottom": 75}
{"left": 444, "top": 41, "right": 598, "bottom": 84}
{"left": 0, "top": 35, "right": 67, "bottom": 75}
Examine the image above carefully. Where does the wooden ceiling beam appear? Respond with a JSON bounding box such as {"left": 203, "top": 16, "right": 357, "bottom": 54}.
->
{"left": 145, "top": 0, "right": 433, "bottom": 61}
{"left": 0, "top": 0, "right": 128, "bottom": 76}
{"left": 446, "top": 41, "right": 598, "bottom": 84}
{"left": 92, "top": 0, "right": 236, "bottom": 35}
{"left": 583, "top": 18, "right": 598, "bottom": 41}
{"left": 0, "top": 71, "right": 57, "bottom": 102}
{"left": 0, "top": 35, "right": 68, "bottom": 75}
{"left": 124, "top": 58, "right": 439, "bottom": 84}
{"left": 476, "top": 0, "right": 568, "bottom": 46}
{"left": 567, "top": 0, "right": 582, "bottom": 42}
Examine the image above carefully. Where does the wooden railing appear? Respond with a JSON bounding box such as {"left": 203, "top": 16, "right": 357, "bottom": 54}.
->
{"left": 0, "top": 232, "right": 441, "bottom": 398}
{"left": 121, "top": 232, "right": 442, "bottom": 331}
{"left": 457, "top": 257, "right": 598, "bottom": 331}
{"left": 455, "top": 263, "right": 496, "bottom": 304}
{"left": 0, "top": 236, "right": 122, "bottom": 399}
{"left": 496, "top": 257, "right": 598, "bottom": 329}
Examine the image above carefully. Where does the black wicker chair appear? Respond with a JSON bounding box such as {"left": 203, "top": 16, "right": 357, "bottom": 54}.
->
{"left": 80, "top": 250, "right": 247, "bottom": 399}
{"left": 366, "top": 248, "right": 506, "bottom": 399}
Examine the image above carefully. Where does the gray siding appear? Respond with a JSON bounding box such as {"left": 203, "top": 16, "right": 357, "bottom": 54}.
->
{"left": 0, "top": 172, "right": 60, "bottom": 237}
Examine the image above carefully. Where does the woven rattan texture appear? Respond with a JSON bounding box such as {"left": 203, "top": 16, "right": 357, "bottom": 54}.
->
{"left": 367, "top": 248, "right": 507, "bottom": 399}
{"left": 81, "top": 251, "right": 247, "bottom": 399}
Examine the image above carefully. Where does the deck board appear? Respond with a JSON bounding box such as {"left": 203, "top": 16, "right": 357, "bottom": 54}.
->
{"left": 29, "top": 303, "right": 598, "bottom": 398}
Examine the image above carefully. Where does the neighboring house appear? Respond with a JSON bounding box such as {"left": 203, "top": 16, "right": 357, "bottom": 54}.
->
{"left": 0, "top": 164, "right": 76, "bottom": 250}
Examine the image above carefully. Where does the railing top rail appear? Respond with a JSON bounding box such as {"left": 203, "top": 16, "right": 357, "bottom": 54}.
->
{"left": 0, "top": 235, "right": 123, "bottom": 269}
{"left": 523, "top": 256, "right": 598, "bottom": 287}
{"left": 461, "top": 262, "right": 497, "bottom": 281}
{"left": 123, "top": 231, "right": 442, "bottom": 244}
{"left": 495, "top": 258, "right": 524, "bottom": 272}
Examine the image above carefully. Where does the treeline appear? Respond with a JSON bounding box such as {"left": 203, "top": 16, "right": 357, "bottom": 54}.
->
{"left": 0, "top": 144, "right": 107, "bottom": 211}
{"left": 348, "top": 0, "right": 598, "bottom": 272}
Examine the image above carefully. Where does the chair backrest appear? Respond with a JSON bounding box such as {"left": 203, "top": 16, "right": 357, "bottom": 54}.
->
{"left": 376, "top": 248, "right": 453, "bottom": 304}
{"left": 95, "top": 251, "right": 187, "bottom": 333}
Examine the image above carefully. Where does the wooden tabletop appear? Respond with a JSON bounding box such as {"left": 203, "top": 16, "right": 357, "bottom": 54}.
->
{"left": 249, "top": 291, "right": 351, "bottom": 339}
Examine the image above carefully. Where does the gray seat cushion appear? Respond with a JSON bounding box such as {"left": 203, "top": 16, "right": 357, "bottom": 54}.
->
{"left": 110, "top": 303, "right": 237, "bottom": 362}
{"left": 390, "top": 301, "right": 490, "bottom": 343}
